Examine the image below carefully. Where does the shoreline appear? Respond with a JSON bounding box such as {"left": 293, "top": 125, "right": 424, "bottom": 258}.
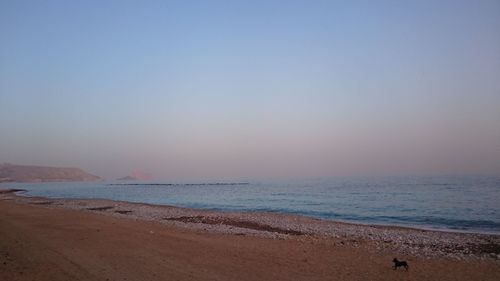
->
{"left": 1, "top": 188, "right": 500, "bottom": 281}
{"left": 1, "top": 188, "right": 500, "bottom": 261}
{"left": 7, "top": 187, "right": 500, "bottom": 236}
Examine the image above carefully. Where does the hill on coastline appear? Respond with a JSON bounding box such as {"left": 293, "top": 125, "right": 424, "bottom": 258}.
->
{"left": 0, "top": 163, "right": 100, "bottom": 183}
{"left": 117, "top": 170, "right": 152, "bottom": 181}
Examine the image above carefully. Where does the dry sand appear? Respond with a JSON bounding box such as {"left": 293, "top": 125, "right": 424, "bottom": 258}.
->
{"left": 1, "top": 189, "right": 499, "bottom": 281}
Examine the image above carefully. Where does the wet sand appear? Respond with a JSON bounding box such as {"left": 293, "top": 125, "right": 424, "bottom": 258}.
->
{"left": 1, "top": 189, "right": 499, "bottom": 281}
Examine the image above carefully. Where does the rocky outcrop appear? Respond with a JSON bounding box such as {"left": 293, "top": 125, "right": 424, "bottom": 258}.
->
{"left": 117, "top": 170, "right": 152, "bottom": 181}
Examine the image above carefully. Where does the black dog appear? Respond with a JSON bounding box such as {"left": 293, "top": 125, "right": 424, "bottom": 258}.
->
{"left": 392, "top": 258, "right": 409, "bottom": 270}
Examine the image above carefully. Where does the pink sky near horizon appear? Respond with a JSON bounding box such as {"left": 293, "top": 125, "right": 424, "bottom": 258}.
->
{"left": 1, "top": 1, "right": 500, "bottom": 180}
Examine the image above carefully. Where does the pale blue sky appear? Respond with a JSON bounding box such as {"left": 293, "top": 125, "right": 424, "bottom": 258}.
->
{"left": 1, "top": 0, "right": 499, "bottom": 180}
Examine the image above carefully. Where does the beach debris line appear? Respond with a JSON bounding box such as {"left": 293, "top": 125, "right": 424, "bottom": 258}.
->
{"left": 115, "top": 210, "right": 133, "bottom": 215}
{"left": 87, "top": 206, "right": 114, "bottom": 211}
{"left": 0, "top": 189, "right": 26, "bottom": 194}
{"left": 164, "top": 216, "right": 304, "bottom": 235}
{"left": 31, "top": 201, "right": 54, "bottom": 205}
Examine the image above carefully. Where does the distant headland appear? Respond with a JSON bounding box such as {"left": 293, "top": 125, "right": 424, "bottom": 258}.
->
{"left": 116, "top": 170, "right": 153, "bottom": 181}
{"left": 0, "top": 163, "right": 100, "bottom": 183}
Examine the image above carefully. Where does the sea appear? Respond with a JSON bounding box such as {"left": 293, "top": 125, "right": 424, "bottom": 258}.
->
{"left": 3, "top": 176, "right": 500, "bottom": 234}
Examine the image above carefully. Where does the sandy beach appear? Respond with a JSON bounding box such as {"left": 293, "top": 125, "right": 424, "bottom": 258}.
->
{"left": 1, "top": 189, "right": 499, "bottom": 281}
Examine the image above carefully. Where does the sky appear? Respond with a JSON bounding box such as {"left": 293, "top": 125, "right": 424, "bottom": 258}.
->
{"left": 1, "top": 0, "right": 499, "bottom": 180}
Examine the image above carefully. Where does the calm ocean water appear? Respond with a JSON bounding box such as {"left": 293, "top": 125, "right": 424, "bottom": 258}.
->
{"left": 3, "top": 176, "right": 500, "bottom": 234}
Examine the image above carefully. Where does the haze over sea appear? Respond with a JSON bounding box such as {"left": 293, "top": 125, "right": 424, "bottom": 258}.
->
{"left": 5, "top": 175, "right": 500, "bottom": 234}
